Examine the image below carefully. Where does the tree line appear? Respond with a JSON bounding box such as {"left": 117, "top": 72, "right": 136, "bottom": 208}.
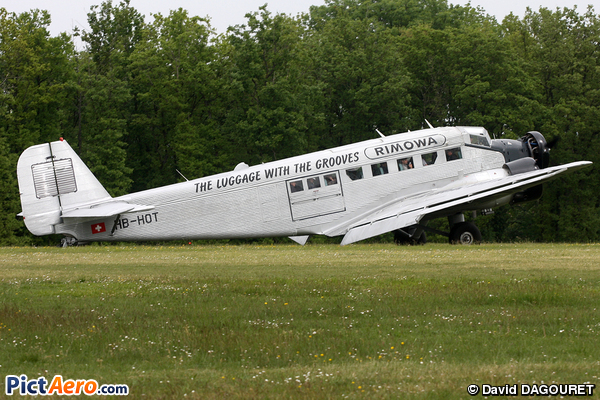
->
{"left": 1, "top": 0, "right": 599, "bottom": 244}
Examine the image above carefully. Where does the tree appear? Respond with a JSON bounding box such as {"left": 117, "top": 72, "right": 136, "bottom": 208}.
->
{"left": 127, "top": 9, "right": 221, "bottom": 189}
{"left": 0, "top": 8, "right": 75, "bottom": 151}
{"left": 500, "top": 6, "right": 600, "bottom": 241}
{"left": 0, "top": 8, "right": 74, "bottom": 244}
{"left": 222, "top": 6, "right": 322, "bottom": 164}
{"left": 76, "top": 0, "right": 145, "bottom": 196}
{"left": 304, "top": 3, "right": 412, "bottom": 147}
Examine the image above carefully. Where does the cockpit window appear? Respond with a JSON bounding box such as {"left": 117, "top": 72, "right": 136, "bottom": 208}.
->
{"left": 469, "top": 134, "right": 490, "bottom": 147}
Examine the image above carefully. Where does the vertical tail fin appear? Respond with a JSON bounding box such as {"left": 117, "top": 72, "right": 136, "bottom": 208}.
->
{"left": 17, "top": 139, "right": 111, "bottom": 236}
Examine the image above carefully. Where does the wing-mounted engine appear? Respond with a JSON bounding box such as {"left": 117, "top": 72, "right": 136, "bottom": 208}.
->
{"left": 491, "top": 131, "right": 550, "bottom": 170}
{"left": 491, "top": 131, "right": 552, "bottom": 205}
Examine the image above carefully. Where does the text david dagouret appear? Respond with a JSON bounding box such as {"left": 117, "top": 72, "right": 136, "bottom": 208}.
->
{"left": 467, "top": 383, "right": 595, "bottom": 396}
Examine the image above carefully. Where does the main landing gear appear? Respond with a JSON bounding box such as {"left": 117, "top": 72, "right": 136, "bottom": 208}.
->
{"left": 449, "top": 221, "right": 481, "bottom": 245}
{"left": 447, "top": 213, "right": 481, "bottom": 245}
{"left": 393, "top": 213, "right": 482, "bottom": 245}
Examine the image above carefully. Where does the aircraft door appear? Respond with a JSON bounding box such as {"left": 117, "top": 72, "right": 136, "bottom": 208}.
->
{"left": 287, "top": 171, "right": 345, "bottom": 221}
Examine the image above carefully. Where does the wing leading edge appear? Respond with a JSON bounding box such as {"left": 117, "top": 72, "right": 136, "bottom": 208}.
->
{"left": 334, "top": 161, "right": 592, "bottom": 245}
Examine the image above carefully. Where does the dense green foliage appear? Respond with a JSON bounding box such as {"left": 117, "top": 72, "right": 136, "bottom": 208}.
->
{"left": 1, "top": 0, "right": 598, "bottom": 244}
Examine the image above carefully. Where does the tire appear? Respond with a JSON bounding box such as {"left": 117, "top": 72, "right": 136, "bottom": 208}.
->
{"left": 449, "top": 222, "right": 481, "bottom": 245}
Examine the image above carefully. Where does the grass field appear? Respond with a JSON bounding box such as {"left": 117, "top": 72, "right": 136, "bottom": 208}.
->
{"left": 1, "top": 243, "right": 599, "bottom": 399}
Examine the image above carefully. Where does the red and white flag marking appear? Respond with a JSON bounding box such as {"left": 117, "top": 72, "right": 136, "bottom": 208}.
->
{"left": 91, "top": 222, "right": 106, "bottom": 234}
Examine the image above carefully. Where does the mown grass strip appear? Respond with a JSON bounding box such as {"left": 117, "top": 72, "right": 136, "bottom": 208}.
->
{"left": 1, "top": 243, "right": 599, "bottom": 399}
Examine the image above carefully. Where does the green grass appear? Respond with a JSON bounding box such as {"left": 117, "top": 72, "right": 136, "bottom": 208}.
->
{"left": 1, "top": 243, "right": 600, "bottom": 399}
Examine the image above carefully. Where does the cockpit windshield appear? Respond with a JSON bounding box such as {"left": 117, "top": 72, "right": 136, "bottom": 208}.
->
{"left": 462, "top": 127, "right": 491, "bottom": 147}
{"left": 469, "top": 134, "right": 490, "bottom": 147}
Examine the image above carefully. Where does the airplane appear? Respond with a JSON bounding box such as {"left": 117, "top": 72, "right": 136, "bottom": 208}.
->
{"left": 16, "top": 126, "right": 591, "bottom": 247}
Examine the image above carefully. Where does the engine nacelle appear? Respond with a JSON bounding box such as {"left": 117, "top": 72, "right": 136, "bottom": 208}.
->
{"left": 491, "top": 131, "right": 550, "bottom": 169}
{"left": 496, "top": 137, "right": 546, "bottom": 205}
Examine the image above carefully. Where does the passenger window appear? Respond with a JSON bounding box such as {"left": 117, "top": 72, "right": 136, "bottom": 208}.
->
{"left": 289, "top": 180, "right": 304, "bottom": 193}
{"left": 397, "top": 157, "right": 414, "bottom": 171}
{"left": 371, "top": 162, "right": 389, "bottom": 176}
{"left": 324, "top": 174, "right": 338, "bottom": 186}
{"left": 422, "top": 152, "right": 438, "bottom": 166}
{"left": 346, "top": 167, "right": 363, "bottom": 181}
{"left": 445, "top": 147, "right": 462, "bottom": 161}
{"left": 307, "top": 177, "right": 321, "bottom": 189}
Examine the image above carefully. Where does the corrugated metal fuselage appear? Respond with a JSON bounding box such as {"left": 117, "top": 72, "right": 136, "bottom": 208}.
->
{"left": 55, "top": 127, "right": 506, "bottom": 242}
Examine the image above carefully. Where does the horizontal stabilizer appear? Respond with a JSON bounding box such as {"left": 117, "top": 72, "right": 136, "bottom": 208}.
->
{"left": 61, "top": 202, "right": 154, "bottom": 219}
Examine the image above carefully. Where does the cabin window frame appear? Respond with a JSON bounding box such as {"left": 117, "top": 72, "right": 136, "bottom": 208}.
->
{"left": 307, "top": 177, "right": 321, "bottom": 189}
{"left": 346, "top": 167, "right": 364, "bottom": 181}
{"left": 445, "top": 147, "right": 463, "bottom": 161}
{"left": 324, "top": 173, "right": 338, "bottom": 186}
{"left": 289, "top": 180, "right": 304, "bottom": 193}
{"left": 421, "top": 151, "right": 438, "bottom": 166}
{"left": 397, "top": 157, "right": 414, "bottom": 171}
{"left": 370, "top": 162, "right": 389, "bottom": 177}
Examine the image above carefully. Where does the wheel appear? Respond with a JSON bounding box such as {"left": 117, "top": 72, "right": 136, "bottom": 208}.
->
{"left": 60, "top": 237, "right": 79, "bottom": 247}
{"left": 449, "top": 222, "right": 481, "bottom": 245}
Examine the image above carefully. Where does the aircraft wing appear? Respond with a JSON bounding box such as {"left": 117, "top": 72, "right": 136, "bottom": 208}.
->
{"left": 334, "top": 161, "right": 592, "bottom": 245}
{"left": 60, "top": 201, "right": 155, "bottom": 219}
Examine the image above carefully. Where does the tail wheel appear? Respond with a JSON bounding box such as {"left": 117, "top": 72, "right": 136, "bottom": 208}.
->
{"left": 449, "top": 222, "right": 481, "bottom": 245}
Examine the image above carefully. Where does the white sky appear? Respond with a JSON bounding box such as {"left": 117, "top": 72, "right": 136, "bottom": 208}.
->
{"left": 3, "top": 0, "right": 599, "bottom": 39}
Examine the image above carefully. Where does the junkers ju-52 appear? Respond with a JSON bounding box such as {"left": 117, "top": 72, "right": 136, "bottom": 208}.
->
{"left": 17, "top": 126, "right": 591, "bottom": 246}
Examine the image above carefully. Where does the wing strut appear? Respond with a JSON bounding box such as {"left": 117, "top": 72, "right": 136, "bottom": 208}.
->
{"left": 110, "top": 214, "right": 121, "bottom": 236}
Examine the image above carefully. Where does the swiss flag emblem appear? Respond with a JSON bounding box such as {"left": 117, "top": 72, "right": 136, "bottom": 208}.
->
{"left": 91, "top": 222, "right": 106, "bottom": 234}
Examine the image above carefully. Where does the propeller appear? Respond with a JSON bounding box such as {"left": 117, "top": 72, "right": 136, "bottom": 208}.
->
{"left": 522, "top": 131, "right": 550, "bottom": 169}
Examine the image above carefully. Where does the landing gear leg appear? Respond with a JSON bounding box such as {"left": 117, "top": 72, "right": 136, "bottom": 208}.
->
{"left": 393, "top": 225, "right": 427, "bottom": 245}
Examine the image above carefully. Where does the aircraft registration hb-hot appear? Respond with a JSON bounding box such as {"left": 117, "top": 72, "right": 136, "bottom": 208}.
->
{"left": 17, "top": 126, "right": 591, "bottom": 246}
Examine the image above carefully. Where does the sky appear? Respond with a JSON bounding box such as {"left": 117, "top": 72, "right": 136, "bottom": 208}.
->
{"left": 4, "top": 0, "right": 600, "bottom": 40}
